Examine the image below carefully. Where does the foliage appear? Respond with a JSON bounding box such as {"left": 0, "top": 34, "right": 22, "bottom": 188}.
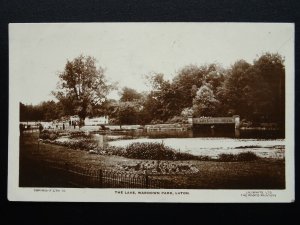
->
{"left": 22, "top": 52, "right": 285, "bottom": 127}
{"left": 124, "top": 142, "right": 177, "bottom": 160}
{"left": 39, "top": 130, "right": 59, "bottom": 140}
{"left": 218, "top": 53, "right": 285, "bottom": 123}
{"left": 166, "top": 116, "right": 187, "bottom": 124}
{"left": 122, "top": 142, "right": 201, "bottom": 160}
{"left": 20, "top": 101, "right": 63, "bottom": 122}
{"left": 44, "top": 138, "right": 99, "bottom": 151}
{"left": 118, "top": 101, "right": 140, "bottom": 125}
{"left": 53, "top": 55, "right": 115, "bottom": 123}
{"left": 141, "top": 64, "right": 225, "bottom": 122}
{"left": 218, "top": 152, "right": 259, "bottom": 162}
{"left": 192, "top": 84, "right": 220, "bottom": 117}
{"left": 120, "top": 87, "right": 143, "bottom": 102}
{"left": 144, "top": 73, "right": 178, "bottom": 121}
{"left": 181, "top": 107, "right": 194, "bottom": 118}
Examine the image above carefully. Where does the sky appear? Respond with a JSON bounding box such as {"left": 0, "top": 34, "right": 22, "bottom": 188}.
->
{"left": 9, "top": 23, "right": 294, "bottom": 105}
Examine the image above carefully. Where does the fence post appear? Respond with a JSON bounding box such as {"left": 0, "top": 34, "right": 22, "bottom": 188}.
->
{"left": 145, "top": 171, "right": 149, "bottom": 188}
{"left": 65, "top": 162, "right": 69, "bottom": 171}
{"left": 99, "top": 169, "right": 103, "bottom": 187}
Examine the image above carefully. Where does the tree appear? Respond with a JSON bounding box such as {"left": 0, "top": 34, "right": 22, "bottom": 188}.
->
{"left": 20, "top": 101, "right": 63, "bottom": 122}
{"left": 144, "top": 73, "right": 179, "bottom": 121}
{"left": 53, "top": 55, "right": 114, "bottom": 124}
{"left": 142, "top": 65, "right": 225, "bottom": 122}
{"left": 217, "top": 60, "right": 252, "bottom": 117}
{"left": 120, "top": 87, "right": 142, "bottom": 102}
{"left": 192, "top": 84, "right": 220, "bottom": 117}
{"left": 118, "top": 101, "right": 140, "bottom": 125}
{"left": 252, "top": 53, "right": 285, "bottom": 125}
{"left": 172, "top": 64, "right": 225, "bottom": 111}
{"left": 218, "top": 53, "right": 285, "bottom": 124}
{"left": 39, "top": 101, "right": 62, "bottom": 121}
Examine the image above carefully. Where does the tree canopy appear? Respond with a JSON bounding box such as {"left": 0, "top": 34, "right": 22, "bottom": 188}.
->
{"left": 53, "top": 55, "right": 115, "bottom": 123}
{"left": 21, "top": 52, "right": 285, "bottom": 127}
{"left": 120, "top": 87, "right": 143, "bottom": 102}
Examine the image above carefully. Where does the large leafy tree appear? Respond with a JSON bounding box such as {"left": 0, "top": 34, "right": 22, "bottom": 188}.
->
{"left": 217, "top": 60, "right": 252, "bottom": 117}
{"left": 118, "top": 101, "right": 141, "bottom": 125}
{"left": 53, "top": 55, "right": 114, "bottom": 124}
{"left": 252, "top": 53, "right": 285, "bottom": 124}
{"left": 142, "top": 65, "right": 225, "bottom": 122}
{"left": 144, "top": 73, "right": 179, "bottom": 121}
{"left": 119, "top": 87, "right": 143, "bottom": 102}
{"left": 218, "top": 53, "right": 285, "bottom": 124}
{"left": 172, "top": 64, "right": 225, "bottom": 111}
{"left": 193, "top": 84, "right": 220, "bottom": 117}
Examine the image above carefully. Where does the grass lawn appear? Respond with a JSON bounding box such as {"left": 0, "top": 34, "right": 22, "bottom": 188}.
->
{"left": 19, "top": 132, "right": 285, "bottom": 189}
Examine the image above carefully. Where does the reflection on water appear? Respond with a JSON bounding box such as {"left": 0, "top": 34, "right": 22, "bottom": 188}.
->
{"left": 129, "top": 128, "right": 284, "bottom": 139}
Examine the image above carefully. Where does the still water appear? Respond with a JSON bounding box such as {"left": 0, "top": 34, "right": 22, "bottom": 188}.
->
{"left": 107, "top": 129, "right": 285, "bottom": 159}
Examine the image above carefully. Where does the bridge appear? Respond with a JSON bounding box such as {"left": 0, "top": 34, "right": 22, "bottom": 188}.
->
{"left": 188, "top": 115, "right": 240, "bottom": 128}
{"left": 188, "top": 115, "right": 240, "bottom": 137}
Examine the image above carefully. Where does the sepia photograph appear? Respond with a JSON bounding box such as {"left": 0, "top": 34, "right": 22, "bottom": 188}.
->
{"left": 8, "top": 23, "right": 294, "bottom": 202}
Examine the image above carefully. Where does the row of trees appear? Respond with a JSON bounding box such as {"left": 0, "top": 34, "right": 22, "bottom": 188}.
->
{"left": 20, "top": 101, "right": 63, "bottom": 122}
{"left": 20, "top": 53, "right": 285, "bottom": 127}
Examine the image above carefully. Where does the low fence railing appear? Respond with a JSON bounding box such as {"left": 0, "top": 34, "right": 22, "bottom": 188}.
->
{"left": 27, "top": 160, "right": 174, "bottom": 189}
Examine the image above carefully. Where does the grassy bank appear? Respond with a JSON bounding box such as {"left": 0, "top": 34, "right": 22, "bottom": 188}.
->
{"left": 20, "top": 133, "right": 285, "bottom": 189}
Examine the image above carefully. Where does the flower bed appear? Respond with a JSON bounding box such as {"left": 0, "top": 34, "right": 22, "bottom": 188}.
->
{"left": 117, "top": 160, "right": 200, "bottom": 174}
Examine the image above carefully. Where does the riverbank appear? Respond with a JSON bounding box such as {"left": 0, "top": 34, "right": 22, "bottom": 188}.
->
{"left": 19, "top": 133, "right": 285, "bottom": 189}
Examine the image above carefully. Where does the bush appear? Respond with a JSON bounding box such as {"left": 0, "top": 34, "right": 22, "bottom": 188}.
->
{"left": 176, "top": 152, "right": 201, "bottom": 160}
{"left": 218, "top": 154, "right": 236, "bottom": 161}
{"left": 166, "top": 116, "right": 186, "bottom": 124}
{"left": 218, "top": 152, "right": 259, "bottom": 162}
{"left": 236, "top": 152, "right": 259, "bottom": 161}
{"left": 122, "top": 142, "right": 203, "bottom": 160}
{"left": 40, "top": 130, "right": 59, "bottom": 140}
{"left": 69, "top": 131, "right": 88, "bottom": 138}
{"left": 150, "top": 119, "right": 164, "bottom": 125}
{"left": 124, "top": 142, "right": 176, "bottom": 160}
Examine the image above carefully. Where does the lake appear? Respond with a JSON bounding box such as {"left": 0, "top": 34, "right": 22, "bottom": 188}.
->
{"left": 78, "top": 126, "right": 285, "bottom": 159}
{"left": 56, "top": 133, "right": 284, "bottom": 159}
{"left": 108, "top": 137, "right": 285, "bottom": 159}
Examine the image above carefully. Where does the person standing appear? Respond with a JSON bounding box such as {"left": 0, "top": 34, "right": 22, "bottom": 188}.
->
{"left": 38, "top": 123, "right": 43, "bottom": 138}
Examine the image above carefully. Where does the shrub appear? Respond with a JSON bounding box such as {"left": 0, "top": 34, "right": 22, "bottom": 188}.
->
{"left": 124, "top": 142, "right": 177, "bottom": 160}
{"left": 150, "top": 119, "right": 164, "bottom": 125}
{"left": 122, "top": 142, "right": 204, "bottom": 160}
{"left": 166, "top": 116, "right": 186, "bottom": 124}
{"left": 40, "top": 130, "right": 59, "bottom": 140}
{"left": 61, "top": 139, "right": 98, "bottom": 151}
{"left": 218, "top": 154, "right": 236, "bottom": 162}
{"left": 105, "top": 146, "right": 126, "bottom": 156}
{"left": 175, "top": 152, "right": 200, "bottom": 160}
{"left": 218, "top": 152, "right": 259, "bottom": 162}
{"left": 69, "top": 131, "right": 88, "bottom": 138}
{"left": 236, "top": 152, "right": 259, "bottom": 161}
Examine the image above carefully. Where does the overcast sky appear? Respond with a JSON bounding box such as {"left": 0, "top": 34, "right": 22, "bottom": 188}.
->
{"left": 10, "top": 23, "right": 294, "bottom": 105}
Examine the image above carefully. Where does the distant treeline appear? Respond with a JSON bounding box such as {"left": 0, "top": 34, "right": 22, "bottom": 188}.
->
{"left": 20, "top": 52, "right": 285, "bottom": 127}
{"left": 20, "top": 101, "right": 63, "bottom": 122}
